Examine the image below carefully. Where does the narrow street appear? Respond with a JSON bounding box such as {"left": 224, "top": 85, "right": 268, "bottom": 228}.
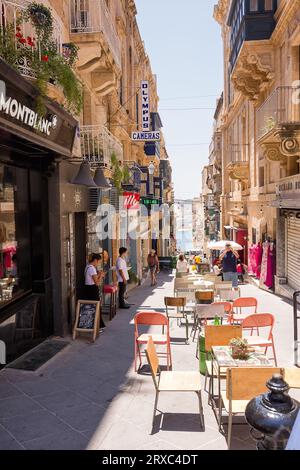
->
{"left": 0, "top": 274, "right": 298, "bottom": 450}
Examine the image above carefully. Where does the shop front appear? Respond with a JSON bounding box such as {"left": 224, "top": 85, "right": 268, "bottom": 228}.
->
{"left": 0, "top": 59, "right": 78, "bottom": 363}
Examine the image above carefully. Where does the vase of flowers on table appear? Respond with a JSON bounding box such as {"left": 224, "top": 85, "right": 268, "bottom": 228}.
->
{"left": 229, "top": 338, "right": 250, "bottom": 360}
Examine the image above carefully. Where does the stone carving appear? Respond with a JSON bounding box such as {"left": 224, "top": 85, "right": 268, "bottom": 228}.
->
{"left": 231, "top": 49, "right": 274, "bottom": 101}
{"left": 262, "top": 142, "right": 285, "bottom": 162}
{"left": 227, "top": 162, "right": 249, "bottom": 181}
{"left": 280, "top": 137, "right": 300, "bottom": 157}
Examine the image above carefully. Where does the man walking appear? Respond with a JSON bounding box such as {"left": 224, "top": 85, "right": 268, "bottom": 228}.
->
{"left": 219, "top": 243, "right": 240, "bottom": 289}
{"left": 116, "top": 247, "right": 130, "bottom": 309}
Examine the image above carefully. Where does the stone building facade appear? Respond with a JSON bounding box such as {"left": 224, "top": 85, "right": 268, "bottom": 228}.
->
{"left": 213, "top": 0, "right": 300, "bottom": 296}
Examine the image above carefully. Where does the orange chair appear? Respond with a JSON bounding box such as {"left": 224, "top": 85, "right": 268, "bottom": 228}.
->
{"left": 230, "top": 297, "right": 258, "bottom": 324}
{"left": 242, "top": 313, "right": 277, "bottom": 365}
{"left": 134, "top": 312, "right": 172, "bottom": 372}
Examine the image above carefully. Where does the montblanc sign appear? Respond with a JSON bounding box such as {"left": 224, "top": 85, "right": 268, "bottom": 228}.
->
{"left": 0, "top": 79, "right": 57, "bottom": 136}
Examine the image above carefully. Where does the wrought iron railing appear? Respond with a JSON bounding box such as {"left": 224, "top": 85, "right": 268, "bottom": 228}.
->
{"left": 257, "top": 86, "right": 300, "bottom": 140}
{"left": 80, "top": 125, "right": 123, "bottom": 169}
{"left": 0, "top": 0, "right": 63, "bottom": 77}
{"left": 70, "top": 0, "right": 121, "bottom": 68}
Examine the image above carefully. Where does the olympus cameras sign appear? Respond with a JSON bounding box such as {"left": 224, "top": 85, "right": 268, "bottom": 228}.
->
{"left": 141, "top": 80, "right": 150, "bottom": 131}
{"left": 0, "top": 79, "right": 57, "bottom": 136}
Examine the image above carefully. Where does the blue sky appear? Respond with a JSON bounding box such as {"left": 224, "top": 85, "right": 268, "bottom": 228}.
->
{"left": 135, "top": 0, "right": 223, "bottom": 200}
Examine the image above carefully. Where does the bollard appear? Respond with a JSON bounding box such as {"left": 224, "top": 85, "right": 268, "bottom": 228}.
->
{"left": 245, "top": 374, "right": 300, "bottom": 450}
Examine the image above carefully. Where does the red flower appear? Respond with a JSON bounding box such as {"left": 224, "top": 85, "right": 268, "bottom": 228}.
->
{"left": 41, "top": 55, "right": 49, "bottom": 62}
{"left": 15, "top": 32, "right": 23, "bottom": 38}
{"left": 16, "top": 26, "right": 21, "bottom": 32}
{"left": 19, "top": 38, "right": 27, "bottom": 44}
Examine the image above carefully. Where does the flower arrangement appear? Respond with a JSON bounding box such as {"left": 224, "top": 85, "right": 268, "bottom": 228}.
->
{"left": 229, "top": 337, "right": 250, "bottom": 360}
{"left": 0, "top": 2, "right": 82, "bottom": 116}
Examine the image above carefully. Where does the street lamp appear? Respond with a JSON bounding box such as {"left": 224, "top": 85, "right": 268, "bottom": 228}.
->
{"left": 148, "top": 162, "right": 155, "bottom": 195}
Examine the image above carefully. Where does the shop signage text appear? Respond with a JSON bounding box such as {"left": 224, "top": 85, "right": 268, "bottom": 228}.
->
{"left": 141, "top": 80, "right": 150, "bottom": 131}
{"left": 123, "top": 192, "right": 140, "bottom": 210}
{"left": 131, "top": 131, "right": 161, "bottom": 142}
{"left": 0, "top": 79, "right": 57, "bottom": 136}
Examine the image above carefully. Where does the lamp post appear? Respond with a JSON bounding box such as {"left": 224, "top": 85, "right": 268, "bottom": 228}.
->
{"left": 148, "top": 162, "right": 155, "bottom": 195}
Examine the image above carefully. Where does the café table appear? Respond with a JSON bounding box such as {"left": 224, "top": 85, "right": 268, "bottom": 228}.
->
{"left": 210, "top": 345, "right": 271, "bottom": 426}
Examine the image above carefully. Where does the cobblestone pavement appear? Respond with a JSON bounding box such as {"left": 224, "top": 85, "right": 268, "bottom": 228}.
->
{"left": 0, "top": 274, "right": 299, "bottom": 450}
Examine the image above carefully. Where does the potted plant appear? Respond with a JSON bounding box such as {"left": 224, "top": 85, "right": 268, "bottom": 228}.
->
{"left": 229, "top": 337, "right": 250, "bottom": 360}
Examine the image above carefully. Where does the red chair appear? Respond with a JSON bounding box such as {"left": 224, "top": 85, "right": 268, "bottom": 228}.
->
{"left": 134, "top": 312, "right": 172, "bottom": 372}
{"left": 230, "top": 297, "right": 258, "bottom": 325}
{"left": 242, "top": 313, "right": 277, "bottom": 365}
{"left": 103, "top": 284, "right": 118, "bottom": 321}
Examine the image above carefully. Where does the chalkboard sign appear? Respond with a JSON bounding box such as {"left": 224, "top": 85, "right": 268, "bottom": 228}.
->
{"left": 73, "top": 300, "right": 101, "bottom": 342}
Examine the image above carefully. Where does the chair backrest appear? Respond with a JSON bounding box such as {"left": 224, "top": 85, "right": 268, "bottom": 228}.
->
{"left": 242, "top": 314, "right": 275, "bottom": 336}
{"left": 284, "top": 368, "right": 300, "bottom": 389}
{"left": 165, "top": 297, "right": 186, "bottom": 307}
{"left": 215, "top": 282, "right": 232, "bottom": 289}
{"left": 196, "top": 302, "right": 231, "bottom": 321}
{"left": 205, "top": 325, "right": 242, "bottom": 351}
{"left": 134, "top": 311, "right": 168, "bottom": 327}
{"left": 227, "top": 367, "right": 283, "bottom": 400}
{"left": 145, "top": 336, "right": 160, "bottom": 390}
{"left": 176, "top": 289, "right": 196, "bottom": 303}
{"left": 233, "top": 297, "right": 258, "bottom": 311}
{"left": 195, "top": 290, "right": 214, "bottom": 303}
{"left": 217, "top": 288, "right": 240, "bottom": 301}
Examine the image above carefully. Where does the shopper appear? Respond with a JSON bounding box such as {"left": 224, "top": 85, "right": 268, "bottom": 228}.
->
{"left": 176, "top": 254, "right": 189, "bottom": 273}
{"left": 147, "top": 249, "right": 160, "bottom": 286}
{"left": 219, "top": 243, "right": 240, "bottom": 289}
{"left": 116, "top": 247, "right": 130, "bottom": 309}
{"left": 84, "top": 253, "right": 106, "bottom": 328}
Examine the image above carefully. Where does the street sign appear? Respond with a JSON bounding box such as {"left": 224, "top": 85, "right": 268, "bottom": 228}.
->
{"left": 131, "top": 131, "right": 161, "bottom": 142}
{"left": 141, "top": 196, "right": 160, "bottom": 206}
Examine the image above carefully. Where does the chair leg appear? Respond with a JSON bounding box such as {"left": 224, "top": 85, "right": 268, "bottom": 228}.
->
{"left": 271, "top": 341, "right": 278, "bottom": 366}
{"left": 134, "top": 340, "right": 137, "bottom": 372}
{"left": 168, "top": 341, "right": 172, "bottom": 369}
{"left": 185, "top": 315, "right": 189, "bottom": 343}
{"left": 227, "top": 411, "right": 233, "bottom": 450}
{"left": 152, "top": 391, "right": 159, "bottom": 430}
{"left": 197, "top": 392, "right": 205, "bottom": 431}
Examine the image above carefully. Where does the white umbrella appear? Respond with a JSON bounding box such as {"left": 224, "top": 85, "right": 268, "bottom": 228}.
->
{"left": 207, "top": 240, "right": 243, "bottom": 251}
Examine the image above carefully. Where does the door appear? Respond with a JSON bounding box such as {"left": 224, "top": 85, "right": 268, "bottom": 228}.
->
{"left": 287, "top": 218, "right": 300, "bottom": 290}
{"left": 75, "top": 212, "right": 87, "bottom": 300}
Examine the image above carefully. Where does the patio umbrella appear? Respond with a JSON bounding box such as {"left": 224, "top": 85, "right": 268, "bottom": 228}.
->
{"left": 207, "top": 240, "right": 243, "bottom": 251}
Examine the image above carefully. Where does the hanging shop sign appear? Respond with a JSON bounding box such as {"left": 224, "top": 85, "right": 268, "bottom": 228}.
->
{"left": 141, "top": 80, "right": 150, "bottom": 131}
{"left": 123, "top": 192, "right": 140, "bottom": 210}
{"left": 0, "top": 79, "right": 57, "bottom": 136}
{"left": 131, "top": 131, "right": 161, "bottom": 142}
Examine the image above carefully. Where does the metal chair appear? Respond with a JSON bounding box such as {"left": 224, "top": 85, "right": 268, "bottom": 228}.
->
{"left": 164, "top": 297, "right": 189, "bottom": 343}
{"left": 242, "top": 313, "right": 277, "bottom": 365}
{"left": 145, "top": 336, "right": 204, "bottom": 432}
{"left": 230, "top": 297, "right": 258, "bottom": 324}
{"left": 134, "top": 311, "right": 172, "bottom": 372}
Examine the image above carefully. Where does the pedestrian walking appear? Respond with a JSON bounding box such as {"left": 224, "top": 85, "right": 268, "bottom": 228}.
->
{"left": 116, "top": 247, "right": 130, "bottom": 309}
{"left": 176, "top": 254, "right": 189, "bottom": 273}
{"left": 147, "top": 249, "right": 160, "bottom": 286}
{"left": 219, "top": 242, "right": 240, "bottom": 289}
{"left": 84, "top": 253, "right": 106, "bottom": 328}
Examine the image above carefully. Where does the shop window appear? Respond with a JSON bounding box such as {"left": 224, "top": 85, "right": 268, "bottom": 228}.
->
{"left": 0, "top": 165, "right": 31, "bottom": 307}
{"left": 264, "top": 0, "right": 273, "bottom": 11}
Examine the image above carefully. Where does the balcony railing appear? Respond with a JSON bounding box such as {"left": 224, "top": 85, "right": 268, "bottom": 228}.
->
{"left": 70, "top": 0, "right": 121, "bottom": 68}
{"left": 0, "top": 0, "right": 63, "bottom": 77}
{"left": 257, "top": 86, "right": 300, "bottom": 140}
{"left": 80, "top": 125, "right": 123, "bottom": 169}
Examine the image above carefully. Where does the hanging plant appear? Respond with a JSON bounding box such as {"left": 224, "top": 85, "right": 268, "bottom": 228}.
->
{"left": 23, "top": 2, "right": 53, "bottom": 42}
{"left": 111, "top": 153, "right": 129, "bottom": 193}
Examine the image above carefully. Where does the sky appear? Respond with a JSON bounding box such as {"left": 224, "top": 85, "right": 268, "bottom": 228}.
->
{"left": 135, "top": 0, "right": 223, "bottom": 200}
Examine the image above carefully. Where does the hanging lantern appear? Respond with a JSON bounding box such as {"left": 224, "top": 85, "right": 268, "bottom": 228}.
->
{"left": 71, "top": 162, "right": 97, "bottom": 187}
